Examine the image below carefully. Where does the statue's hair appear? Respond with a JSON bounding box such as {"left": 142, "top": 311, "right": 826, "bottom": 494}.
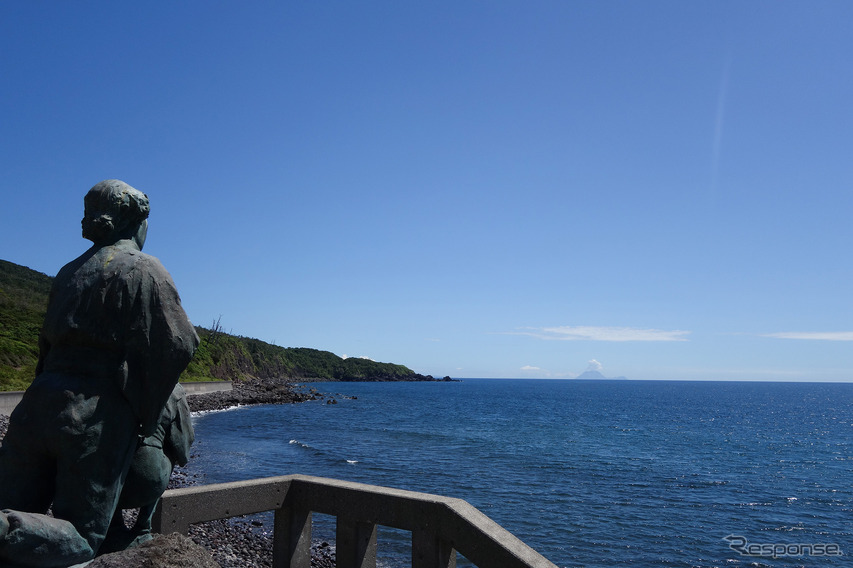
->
{"left": 82, "top": 179, "right": 150, "bottom": 244}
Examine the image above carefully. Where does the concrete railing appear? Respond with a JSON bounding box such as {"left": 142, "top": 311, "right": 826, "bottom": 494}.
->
{"left": 0, "top": 391, "right": 24, "bottom": 415}
{"left": 153, "top": 474, "right": 558, "bottom": 568}
{"left": 178, "top": 380, "right": 233, "bottom": 395}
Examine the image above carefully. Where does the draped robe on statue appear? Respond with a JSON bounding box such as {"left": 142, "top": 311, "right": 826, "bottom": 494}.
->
{"left": 0, "top": 241, "right": 199, "bottom": 567}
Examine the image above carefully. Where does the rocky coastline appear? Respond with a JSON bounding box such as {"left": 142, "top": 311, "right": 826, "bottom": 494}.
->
{"left": 175, "top": 376, "right": 339, "bottom": 567}
{"left": 186, "top": 376, "right": 317, "bottom": 412}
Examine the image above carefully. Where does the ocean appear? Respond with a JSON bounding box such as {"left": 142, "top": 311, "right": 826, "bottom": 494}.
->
{"left": 187, "top": 379, "right": 852, "bottom": 568}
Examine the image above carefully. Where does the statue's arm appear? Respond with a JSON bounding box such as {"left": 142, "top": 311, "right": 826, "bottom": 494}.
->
{"left": 129, "top": 259, "right": 200, "bottom": 436}
{"left": 163, "top": 386, "right": 194, "bottom": 466}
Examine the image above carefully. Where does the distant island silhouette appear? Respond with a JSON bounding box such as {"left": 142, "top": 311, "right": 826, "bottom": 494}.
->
{"left": 574, "top": 369, "right": 628, "bottom": 380}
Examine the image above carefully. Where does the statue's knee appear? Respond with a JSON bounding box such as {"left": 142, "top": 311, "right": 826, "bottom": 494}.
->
{"left": 120, "top": 447, "right": 171, "bottom": 509}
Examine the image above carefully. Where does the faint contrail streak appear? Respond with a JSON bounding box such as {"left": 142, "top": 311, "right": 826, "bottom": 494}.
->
{"left": 711, "top": 53, "right": 732, "bottom": 200}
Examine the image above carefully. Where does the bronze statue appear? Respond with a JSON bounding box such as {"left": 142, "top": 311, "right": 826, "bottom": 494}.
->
{"left": 102, "top": 383, "right": 194, "bottom": 552}
{"left": 0, "top": 180, "right": 199, "bottom": 566}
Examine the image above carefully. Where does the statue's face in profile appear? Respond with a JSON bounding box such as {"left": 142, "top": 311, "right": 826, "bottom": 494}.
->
{"left": 134, "top": 219, "right": 149, "bottom": 250}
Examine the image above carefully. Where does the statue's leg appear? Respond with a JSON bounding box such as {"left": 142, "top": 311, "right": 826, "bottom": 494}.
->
{"left": 0, "top": 392, "right": 138, "bottom": 566}
{"left": 104, "top": 445, "right": 171, "bottom": 550}
{"left": 134, "top": 500, "right": 157, "bottom": 534}
{"left": 50, "top": 400, "right": 139, "bottom": 558}
{"left": 0, "top": 384, "right": 97, "bottom": 566}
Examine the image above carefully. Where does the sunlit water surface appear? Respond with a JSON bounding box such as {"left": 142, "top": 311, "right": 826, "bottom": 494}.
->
{"left": 188, "top": 379, "right": 852, "bottom": 568}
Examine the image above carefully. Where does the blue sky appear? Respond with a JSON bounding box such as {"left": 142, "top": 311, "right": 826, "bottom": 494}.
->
{"left": 2, "top": 1, "right": 852, "bottom": 381}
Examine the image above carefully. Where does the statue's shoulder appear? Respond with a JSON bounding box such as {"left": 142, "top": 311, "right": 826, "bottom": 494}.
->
{"left": 126, "top": 248, "right": 167, "bottom": 272}
{"left": 55, "top": 245, "right": 171, "bottom": 285}
{"left": 120, "top": 249, "right": 181, "bottom": 293}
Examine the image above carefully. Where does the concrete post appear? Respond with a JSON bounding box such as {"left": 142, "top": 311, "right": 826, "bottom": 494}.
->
{"left": 336, "top": 516, "right": 378, "bottom": 568}
{"left": 413, "top": 529, "right": 457, "bottom": 568}
{"left": 273, "top": 506, "right": 312, "bottom": 568}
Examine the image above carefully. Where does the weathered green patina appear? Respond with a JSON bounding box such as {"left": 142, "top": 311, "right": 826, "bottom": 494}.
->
{"left": 0, "top": 180, "right": 199, "bottom": 567}
{"left": 102, "top": 383, "right": 194, "bottom": 553}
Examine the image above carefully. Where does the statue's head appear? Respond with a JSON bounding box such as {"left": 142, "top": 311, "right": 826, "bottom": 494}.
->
{"left": 82, "top": 180, "right": 150, "bottom": 248}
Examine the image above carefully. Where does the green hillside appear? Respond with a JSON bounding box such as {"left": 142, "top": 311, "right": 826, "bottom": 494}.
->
{"left": 0, "top": 260, "right": 53, "bottom": 389}
{"left": 184, "top": 327, "right": 428, "bottom": 383}
{"left": 0, "top": 259, "right": 429, "bottom": 391}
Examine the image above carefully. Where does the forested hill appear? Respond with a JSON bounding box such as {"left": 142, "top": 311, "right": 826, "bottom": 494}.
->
{"left": 0, "top": 260, "right": 52, "bottom": 390}
{"left": 184, "top": 328, "right": 432, "bottom": 384}
{"left": 0, "top": 259, "right": 434, "bottom": 391}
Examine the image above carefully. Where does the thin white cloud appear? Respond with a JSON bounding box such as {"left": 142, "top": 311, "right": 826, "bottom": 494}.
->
{"left": 762, "top": 331, "right": 853, "bottom": 341}
{"left": 520, "top": 365, "right": 541, "bottom": 372}
{"left": 586, "top": 359, "right": 603, "bottom": 371}
{"left": 512, "top": 326, "right": 690, "bottom": 342}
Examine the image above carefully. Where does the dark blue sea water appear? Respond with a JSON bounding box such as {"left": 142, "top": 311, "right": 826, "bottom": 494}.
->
{"left": 188, "top": 379, "right": 852, "bottom": 568}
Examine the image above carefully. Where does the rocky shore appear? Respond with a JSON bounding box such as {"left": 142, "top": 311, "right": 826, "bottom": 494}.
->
{"left": 0, "top": 377, "right": 338, "bottom": 568}
{"left": 187, "top": 376, "right": 316, "bottom": 412}
{"left": 181, "top": 379, "right": 335, "bottom": 568}
{"left": 178, "top": 376, "right": 338, "bottom": 566}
